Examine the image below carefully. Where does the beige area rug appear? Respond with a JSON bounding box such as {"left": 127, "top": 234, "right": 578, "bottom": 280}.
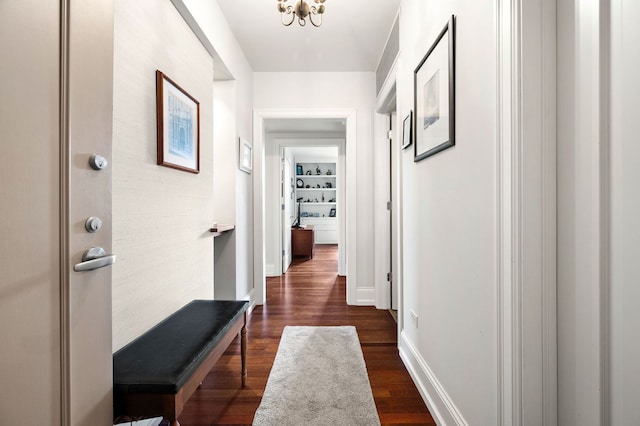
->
{"left": 253, "top": 326, "right": 381, "bottom": 426}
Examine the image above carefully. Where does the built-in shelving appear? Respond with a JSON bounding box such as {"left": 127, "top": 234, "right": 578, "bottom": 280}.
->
{"left": 295, "top": 162, "right": 337, "bottom": 243}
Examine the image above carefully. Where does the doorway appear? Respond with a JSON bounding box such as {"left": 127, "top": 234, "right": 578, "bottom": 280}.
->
{"left": 253, "top": 111, "right": 356, "bottom": 306}
{"left": 282, "top": 146, "right": 340, "bottom": 274}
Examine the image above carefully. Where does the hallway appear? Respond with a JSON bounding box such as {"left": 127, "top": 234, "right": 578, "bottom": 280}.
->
{"left": 179, "top": 245, "right": 434, "bottom": 425}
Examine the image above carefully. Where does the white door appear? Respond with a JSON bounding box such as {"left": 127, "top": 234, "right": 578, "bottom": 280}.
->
{"left": 0, "top": 0, "right": 115, "bottom": 424}
{"left": 282, "top": 156, "right": 293, "bottom": 273}
{"left": 390, "top": 112, "right": 399, "bottom": 310}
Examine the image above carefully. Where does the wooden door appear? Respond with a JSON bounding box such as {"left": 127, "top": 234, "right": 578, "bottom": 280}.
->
{"left": 0, "top": 0, "right": 114, "bottom": 424}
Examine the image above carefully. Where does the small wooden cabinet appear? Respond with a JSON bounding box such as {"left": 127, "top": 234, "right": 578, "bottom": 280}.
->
{"left": 291, "top": 225, "right": 315, "bottom": 259}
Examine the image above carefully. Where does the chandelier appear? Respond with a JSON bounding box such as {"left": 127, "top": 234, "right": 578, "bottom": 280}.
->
{"left": 277, "top": 0, "right": 326, "bottom": 27}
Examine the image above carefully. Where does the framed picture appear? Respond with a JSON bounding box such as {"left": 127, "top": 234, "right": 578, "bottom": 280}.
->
{"left": 156, "top": 70, "right": 200, "bottom": 173}
{"left": 329, "top": 208, "right": 336, "bottom": 217}
{"left": 239, "top": 137, "right": 252, "bottom": 173}
{"left": 414, "top": 15, "right": 455, "bottom": 162}
{"left": 401, "top": 111, "right": 413, "bottom": 149}
{"left": 296, "top": 164, "right": 303, "bottom": 175}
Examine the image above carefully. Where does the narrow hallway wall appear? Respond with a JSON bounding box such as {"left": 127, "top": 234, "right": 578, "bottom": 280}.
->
{"left": 112, "top": 0, "right": 215, "bottom": 351}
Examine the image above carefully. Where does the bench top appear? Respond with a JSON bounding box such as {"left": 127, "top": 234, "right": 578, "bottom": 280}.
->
{"left": 113, "top": 300, "right": 248, "bottom": 394}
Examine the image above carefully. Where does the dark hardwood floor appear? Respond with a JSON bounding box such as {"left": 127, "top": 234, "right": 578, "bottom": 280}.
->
{"left": 178, "top": 244, "right": 435, "bottom": 425}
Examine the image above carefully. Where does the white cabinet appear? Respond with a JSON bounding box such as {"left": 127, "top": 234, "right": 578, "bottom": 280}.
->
{"left": 295, "top": 162, "right": 337, "bottom": 244}
{"left": 300, "top": 217, "right": 338, "bottom": 244}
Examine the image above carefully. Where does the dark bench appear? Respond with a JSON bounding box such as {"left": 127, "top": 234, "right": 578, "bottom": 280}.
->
{"left": 113, "top": 300, "right": 249, "bottom": 426}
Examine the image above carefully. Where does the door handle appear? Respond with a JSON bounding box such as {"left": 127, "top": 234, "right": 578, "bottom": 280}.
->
{"left": 74, "top": 247, "right": 116, "bottom": 272}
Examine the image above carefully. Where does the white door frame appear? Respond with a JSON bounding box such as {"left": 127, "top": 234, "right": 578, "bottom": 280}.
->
{"left": 253, "top": 109, "right": 357, "bottom": 306}
{"left": 274, "top": 139, "right": 345, "bottom": 277}
{"left": 497, "top": 0, "right": 557, "bottom": 424}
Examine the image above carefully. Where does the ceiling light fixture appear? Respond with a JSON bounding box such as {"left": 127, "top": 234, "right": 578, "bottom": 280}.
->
{"left": 277, "top": 0, "right": 326, "bottom": 27}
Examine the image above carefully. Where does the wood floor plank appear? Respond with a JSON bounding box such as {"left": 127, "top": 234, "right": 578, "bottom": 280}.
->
{"left": 178, "top": 244, "right": 435, "bottom": 425}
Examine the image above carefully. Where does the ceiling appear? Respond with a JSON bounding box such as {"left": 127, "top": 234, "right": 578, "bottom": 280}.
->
{"left": 215, "top": 0, "right": 401, "bottom": 72}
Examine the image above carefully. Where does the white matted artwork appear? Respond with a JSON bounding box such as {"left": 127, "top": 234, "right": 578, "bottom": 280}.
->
{"left": 414, "top": 16, "right": 456, "bottom": 162}
{"left": 239, "top": 137, "right": 252, "bottom": 173}
{"left": 156, "top": 70, "right": 200, "bottom": 173}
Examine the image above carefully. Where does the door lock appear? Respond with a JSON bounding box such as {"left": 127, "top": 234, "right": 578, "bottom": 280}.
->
{"left": 85, "top": 217, "right": 102, "bottom": 233}
{"left": 89, "top": 154, "right": 108, "bottom": 170}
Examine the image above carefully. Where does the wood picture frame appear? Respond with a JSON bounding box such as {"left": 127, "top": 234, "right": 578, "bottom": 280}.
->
{"left": 401, "top": 110, "right": 413, "bottom": 149}
{"left": 156, "top": 70, "right": 200, "bottom": 173}
{"left": 239, "top": 137, "right": 252, "bottom": 173}
{"left": 414, "top": 15, "right": 456, "bottom": 162}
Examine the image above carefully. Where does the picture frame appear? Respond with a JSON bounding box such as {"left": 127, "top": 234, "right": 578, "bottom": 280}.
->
{"left": 156, "top": 70, "right": 200, "bottom": 173}
{"left": 329, "top": 208, "right": 336, "bottom": 217}
{"left": 296, "top": 164, "right": 303, "bottom": 175}
{"left": 414, "top": 15, "right": 456, "bottom": 162}
{"left": 401, "top": 111, "right": 413, "bottom": 149}
{"left": 239, "top": 137, "right": 252, "bottom": 173}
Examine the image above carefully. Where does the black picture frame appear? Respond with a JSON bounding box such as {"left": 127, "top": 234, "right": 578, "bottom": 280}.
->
{"left": 296, "top": 164, "right": 303, "bottom": 175}
{"left": 414, "top": 15, "right": 456, "bottom": 162}
{"left": 329, "top": 208, "right": 336, "bottom": 217}
{"left": 401, "top": 111, "right": 413, "bottom": 149}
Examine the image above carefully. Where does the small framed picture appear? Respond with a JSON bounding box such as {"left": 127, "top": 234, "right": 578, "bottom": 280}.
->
{"left": 156, "top": 70, "right": 200, "bottom": 173}
{"left": 239, "top": 137, "right": 252, "bottom": 173}
{"left": 329, "top": 208, "right": 336, "bottom": 217}
{"left": 296, "top": 164, "right": 303, "bottom": 175}
{"left": 414, "top": 16, "right": 456, "bottom": 162}
{"left": 401, "top": 111, "right": 413, "bottom": 149}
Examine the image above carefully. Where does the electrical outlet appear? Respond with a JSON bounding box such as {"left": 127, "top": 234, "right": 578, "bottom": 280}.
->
{"left": 409, "top": 309, "right": 418, "bottom": 328}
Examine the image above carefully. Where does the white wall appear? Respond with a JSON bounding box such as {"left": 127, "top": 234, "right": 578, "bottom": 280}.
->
{"left": 397, "top": 1, "right": 497, "bottom": 423}
{"left": 182, "top": 0, "right": 255, "bottom": 303}
{"left": 112, "top": 0, "right": 214, "bottom": 351}
{"left": 254, "top": 72, "right": 377, "bottom": 298}
{"left": 558, "top": 0, "right": 640, "bottom": 424}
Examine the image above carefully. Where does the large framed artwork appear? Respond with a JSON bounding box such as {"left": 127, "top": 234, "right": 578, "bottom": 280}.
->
{"left": 414, "top": 16, "right": 456, "bottom": 162}
{"left": 156, "top": 70, "right": 200, "bottom": 173}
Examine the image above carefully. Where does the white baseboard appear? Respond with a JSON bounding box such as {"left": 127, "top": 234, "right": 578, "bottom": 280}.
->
{"left": 355, "top": 287, "right": 376, "bottom": 305}
{"left": 399, "top": 331, "right": 468, "bottom": 425}
{"left": 246, "top": 289, "right": 257, "bottom": 313}
{"left": 265, "top": 263, "right": 279, "bottom": 277}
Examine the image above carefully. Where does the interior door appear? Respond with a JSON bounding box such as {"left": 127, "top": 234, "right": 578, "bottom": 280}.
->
{"left": 0, "top": 1, "right": 115, "bottom": 424}
{"left": 0, "top": 1, "right": 63, "bottom": 422}
{"left": 282, "top": 155, "right": 293, "bottom": 273}
{"left": 390, "top": 112, "right": 399, "bottom": 310}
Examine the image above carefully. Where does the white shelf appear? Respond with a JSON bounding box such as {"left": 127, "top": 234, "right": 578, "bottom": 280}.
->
{"left": 299, "top": 202, "right": 336, "bottom": 205}
{"left": 295, "top": 161, "right": 338, "bottom": 244}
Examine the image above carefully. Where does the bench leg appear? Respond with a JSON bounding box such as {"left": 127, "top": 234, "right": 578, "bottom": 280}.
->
{"left": 241, "top": 324, "right": 247, "bottom": 387}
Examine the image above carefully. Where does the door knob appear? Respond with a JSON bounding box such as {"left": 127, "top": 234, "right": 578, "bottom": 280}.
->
{"left": 74, "top": 247, "right": 116, "bottom": 272}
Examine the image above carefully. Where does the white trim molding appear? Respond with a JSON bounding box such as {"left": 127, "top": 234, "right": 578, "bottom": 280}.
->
{"left": 497, "top": 0, "right": 557, "bottom": 424}
{"left": 399, "top": 331, "right": 468, "bottom": 425}
{"left": 598, "top": 3, "right": 612, "bottom": 425}
{"left": 355, "top": 287, "right": 376, "bottom": 306}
